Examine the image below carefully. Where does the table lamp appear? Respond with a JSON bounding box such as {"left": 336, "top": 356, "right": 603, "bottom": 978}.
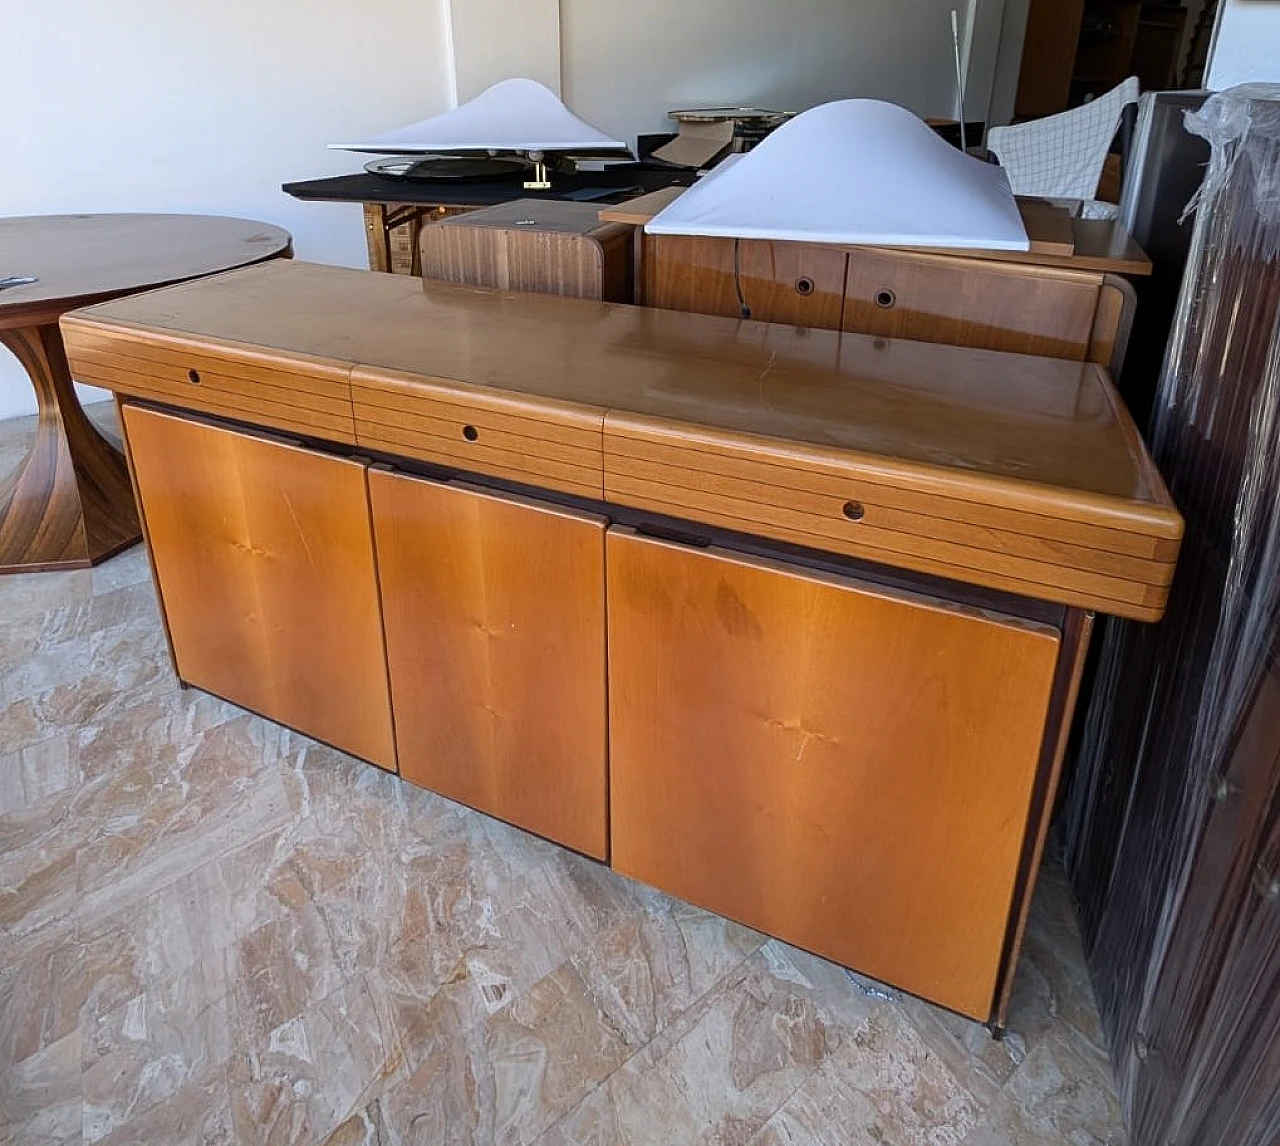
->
{"left": 330, "top": 77, "right": 632, "bottom": 190}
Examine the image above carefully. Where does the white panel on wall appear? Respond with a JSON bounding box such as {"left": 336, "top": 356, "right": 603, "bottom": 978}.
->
{"left": 446, "top": 0, "right": 562, "bottom": 102}
{"left": 0, "top": 0, "right": 452, "bottom": 420}
{"left": 1207, "top": 0, "right": 1280, "bottom": 88}
{"left": 560, "top": 0, "right": 1007, "bottom": 149}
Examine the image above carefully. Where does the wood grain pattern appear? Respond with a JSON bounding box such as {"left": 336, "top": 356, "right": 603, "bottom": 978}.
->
{"left": 121, "top": 405, "right": 396, "bottom": 770}
{"left": 602, "top": 424, "right": 1177, "bottom": 620}
{"left": 642, "top": 233, "right": 1133, "bottom": 360}
{"left": 841, "top": 246, "right": 1103, "bottom": 359}
{"left": 643, "top": 235, "right": 847, "bottom": 327}
{"left": 64, "top": 325, "right": 357, "bottom": 443}
{"left": 421, "top": 200, "right": 633, "bottom": 302}
{"left": 597, "top": 187, "right": 686, "bottom": 226}
{"left": 363, "top": 202, "right": 474, "bottom": 275}
{"left": 352, "top": 366, "right": 605, "bottom": 499}
{"left": 0, "top": 324, "right": 138, "bottom": 571}
{"left": 66, "top": 261, "right": 1182, "bottom": 619}
{"left": 0, "top": 214, "right": 291, "bottom": 329}
{"left": 1088, "top": 274, "right": 1137, "bottom": 376}
{"left": 369, "top": 471, "right": 607, "bottom": 858}
{"left": 606, "top": 527, "right": 1062, "bottom": 1020}
{"left": 1015, "top": 0, "right": 1086, "bottom": 118}
{"left": 0, "top": 214, "right": 290, "bottom": 572}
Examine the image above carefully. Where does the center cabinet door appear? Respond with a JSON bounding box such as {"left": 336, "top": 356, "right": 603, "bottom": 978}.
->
{"left": 606, "top": 527, "right": 1062, "bottom": 1020}
{"left": 368, "top": 470, "right": 608, "bottom": 859}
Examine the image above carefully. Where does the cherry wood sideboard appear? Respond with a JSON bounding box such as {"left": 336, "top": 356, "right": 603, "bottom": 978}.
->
{"left": 61, "top": 260, "right": 1182, "bottom": 1027}
{"left": 598, "top": 192, "right": 1152, "bottom": 372}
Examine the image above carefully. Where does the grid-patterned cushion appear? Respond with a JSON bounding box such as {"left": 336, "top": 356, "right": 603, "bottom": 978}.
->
{"left": 988, "top": 78, "right": 1140, "bottom": 201}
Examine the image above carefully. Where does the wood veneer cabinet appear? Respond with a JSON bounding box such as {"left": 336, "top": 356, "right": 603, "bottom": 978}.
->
{"left": 121, "top": 405, "right": 396, "bottom": 770}
{"left": 606, "top": 528, "right": 1063, "bottom": 1019}
{"left": 62, "top": 260, "right": 1185, "bottom": 1027}
{"left": 368, "top": 470, "right": 608, "bottom": 858}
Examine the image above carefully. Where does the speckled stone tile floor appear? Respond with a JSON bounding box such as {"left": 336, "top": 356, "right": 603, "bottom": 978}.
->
{"left": 0, "top": 405, "right": 1126, "bottom": 1145}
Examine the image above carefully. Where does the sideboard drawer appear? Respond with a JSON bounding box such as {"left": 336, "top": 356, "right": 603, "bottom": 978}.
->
{"left": 603, "top": 413, "right": 1181, "bottom": 621}
{"left": 352, "top": 366, "right": 605, "bottom": 499}
{"left": 62, "top": 325, "right": 356, "bottom": 442}
{"left": 842, "top": 247, "right": 1103, "bottom": 360}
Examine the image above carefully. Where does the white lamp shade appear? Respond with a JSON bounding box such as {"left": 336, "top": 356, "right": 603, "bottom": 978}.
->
{"left": 645, "top": 100, "right": 1029, "bottom": 251}
{"left": 330, "top": 77, "right": 630, "bottom": 155}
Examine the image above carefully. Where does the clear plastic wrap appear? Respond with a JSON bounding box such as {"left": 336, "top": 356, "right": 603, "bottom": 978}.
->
{"left": 1061, "top": 85, "right": 1280, "bottom": 1146}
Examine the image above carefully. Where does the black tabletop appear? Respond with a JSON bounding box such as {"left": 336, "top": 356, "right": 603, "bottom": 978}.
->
{"left": 282, "top": 166, "right": 695, "bottom": 208}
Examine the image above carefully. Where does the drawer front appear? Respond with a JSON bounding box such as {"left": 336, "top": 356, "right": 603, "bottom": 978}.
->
{"left": 842, "top": 248, "right": 1102, "bottom": 360}
{"left": 644, "top": 234, "right": 847, "bottom": 329}
{"left": 352, "top": 367, "right": 605, "bottom": 499}
{"left": 603, "top": 415, "right": 1180, "bottom": 620}
{"left": 62, "top": 326, "right": 356, "bottom": 442}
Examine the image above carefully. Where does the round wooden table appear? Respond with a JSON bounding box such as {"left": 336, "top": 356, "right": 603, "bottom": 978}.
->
{"left": 0, "top": 214, "right": 292, "bottom": 573}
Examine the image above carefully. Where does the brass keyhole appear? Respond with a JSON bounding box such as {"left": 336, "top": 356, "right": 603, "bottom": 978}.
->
{"left": 874, "top": 289, "right": 896, "bottom": 310}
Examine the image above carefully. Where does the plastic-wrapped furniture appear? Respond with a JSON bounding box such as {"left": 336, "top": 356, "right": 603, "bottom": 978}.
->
{"left": 1061, "top": 84, "right": 1280, "bottom": 1146}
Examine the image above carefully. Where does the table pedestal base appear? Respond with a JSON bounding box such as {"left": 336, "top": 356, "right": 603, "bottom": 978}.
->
{"left": 0, "top": 324, "right": 140, "bottom": 573}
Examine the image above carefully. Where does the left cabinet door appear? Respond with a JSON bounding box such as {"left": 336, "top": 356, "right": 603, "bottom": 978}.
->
{"left": 122, "top": 404, "right": 397, "bottom": 770}
{"left": 368, "top": 469, "right": 608, "bottom": 858}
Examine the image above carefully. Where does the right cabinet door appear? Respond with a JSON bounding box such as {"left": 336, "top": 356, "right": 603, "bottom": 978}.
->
{"left": 606, "top": 527, "right": 1062, "bottom": 1019}
{"left": 369, "top": 469, "right": 608, "bottom": 859}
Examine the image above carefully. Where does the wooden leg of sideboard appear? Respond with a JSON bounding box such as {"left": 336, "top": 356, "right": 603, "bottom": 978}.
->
{"left": 991, "top": 607, "right": 1096, "bottom": 1032}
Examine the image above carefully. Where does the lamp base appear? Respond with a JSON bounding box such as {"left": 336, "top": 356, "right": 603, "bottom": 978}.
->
{"left": 522, "top": 160, "right": 552, "bottom": 190}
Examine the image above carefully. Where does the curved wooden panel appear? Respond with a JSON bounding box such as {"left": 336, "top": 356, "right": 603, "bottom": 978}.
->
{"left": 0, "top": 324, "right": 138, "bottom": 572}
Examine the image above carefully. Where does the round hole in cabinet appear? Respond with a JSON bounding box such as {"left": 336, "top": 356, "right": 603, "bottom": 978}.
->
{"left": 186, "top": 369, "right": 201, "bottom": 385}
{"left": 874, "top": 289, "right": 896, "bottom": 309}
{"left": 795, "top": 276, "right": 815, "bottom": 297}
{"left": 843, "top": 501, "right": 866, "bottom": 522}
{"left": 462, "top": 424, "right": 479, "bottom": 442}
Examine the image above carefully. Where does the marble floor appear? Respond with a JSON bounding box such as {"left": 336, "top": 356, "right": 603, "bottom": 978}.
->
{"left": 0, "top": 407, "right": 1125, "bottom": 1145}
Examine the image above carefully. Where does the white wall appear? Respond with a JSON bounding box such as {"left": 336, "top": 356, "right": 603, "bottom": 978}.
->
{"left": 0, "top": 0, "right": 452, "bottom": 419}
{"left": 560, "top": 0, "right": 1009, "bottom": 147}
{"left": 447, "top": 0, "right": 561, "bottom": 100}
{"left": 1207, "top": 0, "right": 1280, "bottom": 88}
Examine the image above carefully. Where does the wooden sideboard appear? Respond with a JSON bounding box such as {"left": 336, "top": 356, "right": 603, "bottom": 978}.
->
{"left": 61, "top": 259, "right": 1182, "bottom": 1027}
{"left": 598, "top": 191, "right": 1152, "bottom": 372}
{"left": 419, "top": 200, "right": 634, "bottom": 303}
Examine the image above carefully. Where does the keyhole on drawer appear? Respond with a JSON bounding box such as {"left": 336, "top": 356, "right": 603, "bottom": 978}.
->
{"left": 186, "top": 369, "right": 201, "bottom": 385}
{"left": 874, "top": 289, "right": 896, "bottom": 310}
{"left": 795, "top": 276, "right": 815, "bottom": 297}
{"left": 843, "top": 501, "right": 866, "bottom": 521}
{"left": 462, "top": 424, "right": 479, "bottom": 442}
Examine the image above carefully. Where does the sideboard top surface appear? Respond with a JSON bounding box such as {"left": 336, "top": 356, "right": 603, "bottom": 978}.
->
{"left": 65, "top": 260, "right": 1176, "bottom": 517}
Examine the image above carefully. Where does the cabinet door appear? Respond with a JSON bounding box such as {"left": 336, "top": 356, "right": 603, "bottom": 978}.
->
{"left": 606, "top": 527, "right": 1062, "bottom": 1020}
{"left": 369, "top": 470, "right": 607, "bottom": 858}
{"left": 122, "top": 405, "right": 396, "bottom": 769}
